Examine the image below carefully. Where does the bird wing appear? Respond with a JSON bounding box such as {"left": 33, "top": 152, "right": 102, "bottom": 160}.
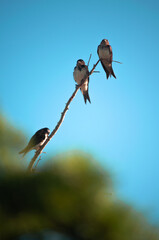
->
{"left": 27, "top": 130, "right": 46, "bottom": 150}
{"left": 84, "top": 66, "right": 90, "bottom": 85}
{"left": 97, "top": 45, "right": 100, "bottom": 56}
{"left": 73, "top": 66, "right": 77, "bottom": 82}
{"left": 108, "top": 45, "right": 113, "bottom": 63}
{"left": 100, "top": 60, "right": 110, "bottom": 79}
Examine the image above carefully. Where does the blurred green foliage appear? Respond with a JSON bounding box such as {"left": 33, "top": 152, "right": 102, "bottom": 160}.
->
{"left": 0, "top": 115, "right": 159, "bottom": 240}
{"left": 0, "top": 114, "right": 26, "bottom": 171}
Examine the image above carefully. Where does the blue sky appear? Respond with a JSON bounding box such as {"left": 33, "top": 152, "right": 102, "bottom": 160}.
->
{"left": 1, "top": 0, "right": 159, "bottom": 223}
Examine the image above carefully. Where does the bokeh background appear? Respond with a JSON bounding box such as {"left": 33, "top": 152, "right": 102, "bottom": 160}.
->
{"left": 1, "top": 0, "right": 159, "bottom": 239}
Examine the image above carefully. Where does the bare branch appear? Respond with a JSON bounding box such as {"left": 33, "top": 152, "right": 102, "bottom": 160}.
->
{"left": 113, "top": 60, "right": 122, "bottom": 64}
{"left": 87, "top": 54, "right": 92, "bottom": 67}
{"left": 27, "top": 58, "right": 100, "bottom": 172}
{"left": 33, "top": 155, "right": 42, "bottom": 172}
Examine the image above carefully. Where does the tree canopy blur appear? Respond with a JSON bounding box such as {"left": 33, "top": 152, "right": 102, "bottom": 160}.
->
{"left": 0, "top": 114, "right": 159, "bottom": 240}
{"left": 0, "top": 114, "right": 26, "bottom": 172}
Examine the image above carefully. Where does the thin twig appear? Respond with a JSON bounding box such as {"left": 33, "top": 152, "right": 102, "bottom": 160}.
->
{"left": 27, "top": 58, "right": 100, "bottom": 172}
{"left": 87, "top": 54, "right": 92, "bottom": 67}
{"left": 113, "top": 60, "right": 122, "bottom": 64}
{"left": 33, "top": 155, "right": 42, "bottom": 172}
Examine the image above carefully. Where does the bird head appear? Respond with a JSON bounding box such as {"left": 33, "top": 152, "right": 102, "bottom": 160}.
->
{"left": 42, "top": 128, "right": 50, "bottom": 135}
{"left": 77, "top": 59, "right": 85, "bottom": 67}
{"left": 100, "top": 39, "right": 109, "bottom": 46}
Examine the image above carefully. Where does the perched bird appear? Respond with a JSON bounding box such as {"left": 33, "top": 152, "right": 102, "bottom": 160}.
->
{"left": 97, "top": 39, "right": 116, "bottom": 79}
{"left": 19, "top": 128, "right": 50, "bottom": 157}
{"left": 73, "top": 59, "right": 91, "bottom": 104}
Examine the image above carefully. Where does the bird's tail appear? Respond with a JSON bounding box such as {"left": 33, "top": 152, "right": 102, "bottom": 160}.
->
{"left": 83, "top": 90, "right": 91, "bottom": 104}
{"left": 111, "top": 67, "right": 116, "bottom": 79}
{"left": 101, "top": 61, "right": 116, "bottom": 79}
{"left": 19, "top": 147, "right": 28, "bottom": 157}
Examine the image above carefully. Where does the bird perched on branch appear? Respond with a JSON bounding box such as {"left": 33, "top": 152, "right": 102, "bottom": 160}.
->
{"left": 19, "top": 128, "right": 50, "bottom": 157}
{"left": 73, "top": 59, "right": 91, "bottom": 104}
{"left": 97, "top": 39, "right": 116, "bottom": 79}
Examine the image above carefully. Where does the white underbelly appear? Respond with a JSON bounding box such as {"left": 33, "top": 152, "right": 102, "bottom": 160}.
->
{"left": 81, "top": 80, "right": 89, "bottom": 93}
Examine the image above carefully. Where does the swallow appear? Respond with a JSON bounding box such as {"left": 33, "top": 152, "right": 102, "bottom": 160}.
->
{"left": 73, "top": 59, "right": 91, "bottom": 104}
{"left": 19, "top": 128, "right": 50, "bottom": 157}
{"left": 97, "top": 39, "right": 116, "bottom": 79}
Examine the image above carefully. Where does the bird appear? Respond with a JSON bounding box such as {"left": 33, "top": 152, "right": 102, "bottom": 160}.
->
{"left": 97, "top": 39, "right": 116, "bottom": 79}
{"left": 73, "top": 59, "right": 91, "bottom": 104}
{"left": 19, "top": 128, "right": 50, "bottom": 157}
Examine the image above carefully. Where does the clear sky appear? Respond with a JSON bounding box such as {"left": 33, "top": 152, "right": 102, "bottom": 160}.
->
{"left": 1, "top": 0, "right": 159, "bottom": 223}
